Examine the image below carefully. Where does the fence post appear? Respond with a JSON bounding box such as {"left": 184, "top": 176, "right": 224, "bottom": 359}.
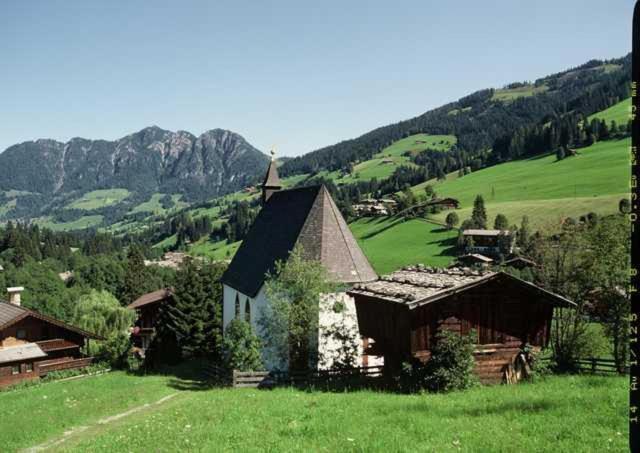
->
{"left": 232, "top": 369, "right": 238, "bottom": 388}
{"left": 591, "top": 358, "right": 596, "bottom": 373}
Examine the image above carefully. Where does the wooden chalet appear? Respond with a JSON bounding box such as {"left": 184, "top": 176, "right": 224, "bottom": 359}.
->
{"left": 0, "top": 287, "right": 100, "bottom": 388}
{"left": 426, "top": 197, "right": 460, "bottom": 210}
{"left": 128, "top": 288, "right": 173, "bottom": 353}
{"left": 348, "top": 266, "right": 575, "bottom": 384}
{"left": 462, "top": 229, "right": 514, "bottom": 257}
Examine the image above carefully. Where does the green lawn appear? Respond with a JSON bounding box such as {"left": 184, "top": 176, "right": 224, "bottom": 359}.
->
{"left": 350, "top": 217, "right": 458, "bottom": 274}
{"left": 588, "top": 97, "right": 631, "bottom": 126}
{"left": 416, "top": 137, "right": 629, "bottom": 230}
{"left": 66, "top": 189, "right": 130, "bottom": 210}
{"left": 1, "top": 372, "right": 627, "bottom": 452}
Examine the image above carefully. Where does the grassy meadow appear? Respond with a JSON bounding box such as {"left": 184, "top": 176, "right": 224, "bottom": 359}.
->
{"left": 0, "top": 371, "right": 627, "bottom": 452}
{"left": 66, "top": 189, "right": 130, "bottom": 210}
{"left": 588, "top": 97, "right": 631, "bottom": 125}
{"left": 350, "top": 217, "right": 458, "bottom": 274}
{"left": 419, "top": 137, "right": 630, "bottom": 229}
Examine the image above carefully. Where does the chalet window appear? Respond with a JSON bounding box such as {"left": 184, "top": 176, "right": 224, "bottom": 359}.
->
{"left": 25, "top": 363, "right": 33, "bottom": 373}
{"left": 11, "top": 365, "right": 20, "bottom": 375}
{"left": 235, "top": 294, "right": 240, "bottom": 318}
{"left": 245, "top": 299, "right": 251, "bottom": 323}
{"left": 16, "top": 329, "right": 26, "bottom": 340}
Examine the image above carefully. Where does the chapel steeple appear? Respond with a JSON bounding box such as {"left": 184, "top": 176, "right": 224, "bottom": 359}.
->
{"left": 261, "top": 148, "right": 282, "bottom": 204}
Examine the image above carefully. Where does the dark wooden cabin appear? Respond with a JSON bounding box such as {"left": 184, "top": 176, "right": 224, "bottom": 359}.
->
{"left": 128, "top": 288, "right": 173, "bottom": 354}
{"left": 0, "top": 289, "right": 100, "bottom": 388}
{"left": 348, "top": 266, "right": 575, "bottom": 384}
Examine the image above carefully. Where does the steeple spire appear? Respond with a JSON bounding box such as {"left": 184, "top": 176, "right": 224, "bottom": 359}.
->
{"left": 262, "top": 147, "right": 282, "bottom": 204}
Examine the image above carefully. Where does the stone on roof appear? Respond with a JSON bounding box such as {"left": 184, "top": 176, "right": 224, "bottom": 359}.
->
{"left": 349, "top": 265, "right": 574, "bottom": 309}
{"left": 221, "top": 185, "right": 377, "bottom": 297}
{"left": 0, "top": 343, "right": 47, "bottom": 364}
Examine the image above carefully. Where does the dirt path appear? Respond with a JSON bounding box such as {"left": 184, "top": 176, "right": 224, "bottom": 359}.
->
{"left": 22, "top": 393, "right": 181, "bottom": 452}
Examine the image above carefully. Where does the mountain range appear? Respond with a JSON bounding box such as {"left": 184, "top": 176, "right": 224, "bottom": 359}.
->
{"left": 0, "top": 127, "right": 269, "bottom": 220}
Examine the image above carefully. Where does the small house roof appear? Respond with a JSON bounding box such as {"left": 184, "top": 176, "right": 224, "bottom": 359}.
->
{"left": 127, "top": 288, "right": 174, "bottom": 310}
{"left": 0, "top": 343, "right": 47, "bottom": 364}
{"left": 221, "top": 185, "right": 377, "bottom": 297}
{"left": 0, "top": 301, "right": 101, "bottom": 340}
{"left": 348, "top": 265, "right": 575, "bottom": 310}
{"left": 458, "top": 253, "right": 494, "bottom": 263}
{"left": 503, "top": 256, "right": 538, "bottom": 266}
{"left": 463, "top": 229, "right": 511, "bottom": 236}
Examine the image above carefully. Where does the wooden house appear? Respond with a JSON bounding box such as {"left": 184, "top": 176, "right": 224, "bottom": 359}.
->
{"left": 426, "top": 197, "right": 460, "bottom": 210}
{"left": 462, "top": 229, "right": 514, "bottom": 257}
{"left": 0, "top": 288, "right": 100, "bottom": 388}
{"left": 502, "top": 256, "right": 538, "bottom": 270}
{"left": 348, "top": 266, "right": 575, "bottom": 384}
{"left": 455, "top": 253, "right": 494, "bottom": 268}
{"left": 128, "top": 288, "right": 173, "bottom": 354}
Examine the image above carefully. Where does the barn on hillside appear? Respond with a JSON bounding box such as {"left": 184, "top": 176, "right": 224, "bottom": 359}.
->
{"left": 348, "top": 266, "right": 575, "bottom": 384}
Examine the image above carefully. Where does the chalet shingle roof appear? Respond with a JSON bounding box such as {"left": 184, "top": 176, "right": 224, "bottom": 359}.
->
{"left": 348, "top": 265, "right": 575, "bottom": 309}
{"left": 0, "top": 343, "right": 47, "bottom": 364}
{"left": 0, "top": 301, "right": 101, "bottom": 339}
{"left": 127, "top": 288, "right": 173, "bottom": 310}
{"left": 221, "top": 185, "right": 377, "bottom": 297}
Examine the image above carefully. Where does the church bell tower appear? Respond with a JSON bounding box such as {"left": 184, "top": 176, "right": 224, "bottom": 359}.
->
{"left": 261, "top": 148, "right": 282, "bottom": 204}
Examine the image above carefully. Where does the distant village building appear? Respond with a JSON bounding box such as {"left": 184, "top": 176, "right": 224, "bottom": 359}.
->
{"left": 502, "top": 256, "right": 537, "bottom": 270}
{"left": 127, "top": 288, "right": 173, "bottom": 354}
{"left": 352, "top": 198, "right": 398, "bottom": 217}
{"left": 349, "top": 266, "right": 575, "bottom": 383}
{"left": 462, "top": 229, "right": 514, "bottom": 257}
{"left": 221, "top": 151, "right": 378, "bottom": 371}
{"left": 144, "top": 252, "right": 197, "bottom": 270}
{"left": 0, "top": 287, "right": 99, "bottom": 388}
{"left": 426, "top": 197, "right": 460, "bottom": 210}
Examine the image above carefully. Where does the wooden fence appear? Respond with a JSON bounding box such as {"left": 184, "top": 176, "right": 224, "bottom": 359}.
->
{"left": 539, "top": 357, "right": 627, "bottom": 374}
{"left": 232, "top": 366, "right": 385, "bottom": 389}
{"left": 39, "top": 357, "right": 93, "bottom": 375}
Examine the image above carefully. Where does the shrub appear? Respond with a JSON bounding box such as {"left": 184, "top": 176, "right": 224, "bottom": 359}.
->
{"left": 398, "top": 330, "right": 477, "bottom": 393}
{"left": 222, "top": 319, "right": 263, "bottom": 372}
{"left": 95, "top": 332, "right": 133, "bottom": 369}
{"left": 424, "top": 330, "right": 477, "bottom": 392}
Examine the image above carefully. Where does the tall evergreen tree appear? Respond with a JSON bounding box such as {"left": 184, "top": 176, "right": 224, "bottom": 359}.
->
{"left": 121, "top": 244, "right": 149, "bottom": 306}
{"left": 471, "top": 195, "right": 488, "bottom": 229}
{"left": 493, "top": 214, "right": 509, "bottom": 230}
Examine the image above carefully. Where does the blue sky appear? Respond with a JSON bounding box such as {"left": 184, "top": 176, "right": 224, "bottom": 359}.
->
{"left": 0, "top": 1, "right": 633, "bottom": 157}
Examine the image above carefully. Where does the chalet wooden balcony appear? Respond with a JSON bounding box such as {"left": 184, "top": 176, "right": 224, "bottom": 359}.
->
{"left": 38, "top": 357, "right": 93, "bottom": 375}
{"left": 36, "top": 339, "right": 81, "bottom": 352}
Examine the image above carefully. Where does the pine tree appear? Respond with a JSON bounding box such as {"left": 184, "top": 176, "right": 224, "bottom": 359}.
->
{"left": 494, "top": 214, "right": 509, "bottom": 230}
{"left": 121, "top": 244, "right": 149, "bottom": 306}
{"left": 518, "top": 216, "right": 531, "bottom": 249}
{"left": 471, "top": 195, "right": 487, "bottom": 229}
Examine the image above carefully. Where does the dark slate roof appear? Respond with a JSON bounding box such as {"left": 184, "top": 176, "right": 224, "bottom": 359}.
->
{"left": 221, "top": 185, "right": 377, "bottom": 297}
{"left": 262, "top": 158, "right": 281, "bottom": 188}
{"left": 0, "top": 301, "right": 101, "bottom": 339}
{"left": 348, "top": 265, "right": 575, "bottom": 309}
{"left": 127, "top": 288, "right": 173, "bottom": 310}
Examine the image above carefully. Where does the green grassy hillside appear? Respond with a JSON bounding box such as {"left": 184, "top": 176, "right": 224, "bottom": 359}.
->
{"left": 350, "top": 217, "right": 457, "bottom": 274}
{"left": 66, "top": 189, "right": 130, "bottom": 210}
{"left": 588, "top": 97, "right": 631, "bottom": 125}
{"left": 419, "top": 137, "right": 629, "bottom": 229}
{"left": 318, "top": 134, "right": 456, "bottom": 185}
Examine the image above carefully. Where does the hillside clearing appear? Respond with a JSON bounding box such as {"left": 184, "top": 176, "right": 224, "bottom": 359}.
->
{"left": 2, "top": 373, "right": 626, "bottom": 452}
{"left": 350, "top": 217, "right": 457, "bottom": 274}
{"left": 66, "top": 189, "right": 130, "bottom": 210}
{"left": 588, "top": 97, "right": 631, "bottom": 125}
{"left": 415, "top": 137, "right": 629, "bottom": 229}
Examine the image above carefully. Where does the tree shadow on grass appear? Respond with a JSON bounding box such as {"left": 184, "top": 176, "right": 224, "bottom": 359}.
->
{"left": 407, "top": 398, "right": 557, "bottom": 418}
{"left": 128, "top": 360, "right": 220, "bottom": 392}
